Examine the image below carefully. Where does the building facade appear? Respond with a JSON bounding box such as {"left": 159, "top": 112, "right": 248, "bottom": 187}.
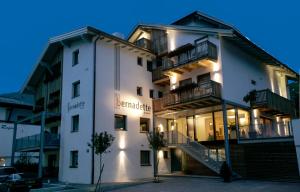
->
{"left": 8, "top": 11, "right": 299, "bottom": 183}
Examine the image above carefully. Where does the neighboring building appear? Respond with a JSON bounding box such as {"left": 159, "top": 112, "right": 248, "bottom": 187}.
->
{"left": 0, "top": 92, "right": 39, "bottom": 166}
{"left": 6, "top": 11, "right": 299, "bottom": 183}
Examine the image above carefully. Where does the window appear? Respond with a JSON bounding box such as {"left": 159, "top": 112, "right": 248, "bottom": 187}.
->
{"left": 147, "top": 60, "right": 152, "bottom": 72}
{"left": 179, "top": 78, "right": 192, "bottom": 87}
{"left": 158, "top": 91, "right": 163, "bottom": 98}
{"left": 137, "top": 87, "right": 143, "bottom": 96}
{"left": 163, "top": 151, "right": 168, "bottom": 159}
{"left": 72, "top": 49, "right": 79, "bottom": 66}
{"left": 140, "top": 150, "right": 151, "bottom": 166}
{"left": 149, "top": 89, "right": 154, "bottom": 99}
{"left": 71, "top": 115, "right": 79, "bottom": 132}
{"left": 115, "top": 114, "right": 126, "bottom": 131}
{"left": 72, "top": 81, "right": 80, "bottom": 98}
{"left": 140, "top": 118, "right": 150, "bottom": 132}
{"left": 197, "top": 73, "right": 210, "bottom": 84}
{"left": 137, "top": 57, "right": 143, "bottom": 66}
{"left": 70, "top": 151, "right": 78, "bottom": 168}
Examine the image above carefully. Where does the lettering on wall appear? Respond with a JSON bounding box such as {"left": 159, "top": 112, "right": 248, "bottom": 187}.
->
{"left": 0, "top": 123, "right": 13, "bottom": 129}
{"left": 115, "top": 93, "right": 151, "bottom": 114}
{"left": 67, "top": 101, "right": 85, "bottom": 112}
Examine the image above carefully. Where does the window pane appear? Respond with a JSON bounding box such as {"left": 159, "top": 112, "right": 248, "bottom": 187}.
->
{"left": 238, "top": 109, "right": 250, "bottom": 139}
{"left": 140, "top": 151, "right": 150, "bottom": 166}
{"left": 147, "top": 60, "right": 152, "bottom": 71}
{"left": 137, "top": 57, "right": 143, "bottom": 66}
{"left": 195, "top": 113, "right": 214, "bottom": 141}
{"left": 140, "top": 118, "right": 150, "bottom": 132}
{"left": 72, "top": 115, "right": 79, "bottom": 132}
{"left": 72, "top": 81, "right": 80, "bottom": 98}
{"left": 72, "top": 50, "right": 79, "bottom": 66}
{"left": 115, "top": 115, "right": 126, "bottom": 131}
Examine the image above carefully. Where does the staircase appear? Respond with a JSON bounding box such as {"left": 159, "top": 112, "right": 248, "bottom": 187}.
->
{"left": 166, "top": 131, "right": 224, "bottom": 174}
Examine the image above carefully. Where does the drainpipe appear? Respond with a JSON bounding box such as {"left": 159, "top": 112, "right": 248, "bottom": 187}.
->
{"left": 91, "top": 35, "right": 101, "bottom": 184}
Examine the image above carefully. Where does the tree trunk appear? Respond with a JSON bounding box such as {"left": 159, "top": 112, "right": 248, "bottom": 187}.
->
{"left": 95, "top": 154, "right": 103, "bottom": 192}
{"left": 153, "top": 149, "right": 159, "bottom": 182}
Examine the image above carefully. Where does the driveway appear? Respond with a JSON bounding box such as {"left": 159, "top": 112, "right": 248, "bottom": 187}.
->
{"left": 110, "top": 177, "right": 300, "bottom": 192}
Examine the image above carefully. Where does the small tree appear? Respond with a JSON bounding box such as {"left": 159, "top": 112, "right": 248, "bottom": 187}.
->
{"left": 88, "top": 132, "right": 114, "bottom": 192}
{"left": 146, "top": 131, "right": 166, "bottom": 182}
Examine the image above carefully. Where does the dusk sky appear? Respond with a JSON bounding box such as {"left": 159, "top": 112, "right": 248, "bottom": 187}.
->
{"left": 0, "top": 0, "right": 299, "bottom": 94}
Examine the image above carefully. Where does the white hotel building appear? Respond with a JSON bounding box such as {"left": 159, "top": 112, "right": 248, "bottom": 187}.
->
{"left": 2, "top": 11, "right": 299, "bottom": 183}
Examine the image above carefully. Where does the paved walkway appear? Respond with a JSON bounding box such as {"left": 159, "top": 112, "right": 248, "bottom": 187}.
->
{"left": 110, "top": 177, "right": 300, "bottom": 192}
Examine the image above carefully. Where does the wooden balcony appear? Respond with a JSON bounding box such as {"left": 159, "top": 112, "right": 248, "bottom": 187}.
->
{"left": 16, "top": 133, "right": 60, "bottom": 152}
{"left": 152, "top": 66, "right": 169, "bottom": 85}
{"left": 153, "top": 80, "right": 222, "bottom": 112}
{"left": 163, "top": 40, "right": 217, "bottom": 74}
{"left": 251, "top": 89, "right": 296, "bottom": 116}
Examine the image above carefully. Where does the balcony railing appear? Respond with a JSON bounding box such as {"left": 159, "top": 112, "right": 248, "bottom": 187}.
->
{"left": 251, "top": 89, "right": 296, "bottom": 116}
{"left": 153, "top": 80, "right": 222, "bottom": 112}
{"left": 16, "top": 133, "right": 60, "bottom": 151}
{"left": 239, "top": 122, "right": 293, "bottom": 141}
{"left": 163, "top": 40, "right": 217, "bottom": 70}
{"left": 152, "top": 66, "right": 168, "bottom": 82}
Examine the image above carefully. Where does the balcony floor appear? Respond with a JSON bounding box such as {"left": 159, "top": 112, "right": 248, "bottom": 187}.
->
{"left": 163, "top": 95, "right": 222, "bottom": 111}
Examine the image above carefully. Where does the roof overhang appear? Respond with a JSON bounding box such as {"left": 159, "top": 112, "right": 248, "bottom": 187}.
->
{"left": 21, "top": 26, "right": 155, "bottom": 93}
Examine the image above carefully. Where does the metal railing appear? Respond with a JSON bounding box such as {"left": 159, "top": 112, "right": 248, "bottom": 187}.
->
{"left": 16, "top": 133, "right": 60, "bottom": 151}
{"left": 153, "top": 80, "right": 222, "bottom": 112}
{"left": 165, "top": 130, "right": 224, "bottom": 173}
{"left": 251, "top": 89, "right": 295, "bottom": 116}
{"left": 163, "top": 40, "right": 217, "bottom": 70}
{"left": 239, "top": 122, "right": 293, "bottom": 140}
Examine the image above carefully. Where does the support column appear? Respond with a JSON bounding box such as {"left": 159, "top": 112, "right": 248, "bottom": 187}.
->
{"left": 11, "top": 123, "right": 17, "bottom": 166}
{"left": 222, "top": 101, "right": 231, "bottom": 168}
{"left": 38, "top": 111, "right": 46, "bottom": 178}
{"left": 234, "top": 107, "right": 239, "bottom": 142}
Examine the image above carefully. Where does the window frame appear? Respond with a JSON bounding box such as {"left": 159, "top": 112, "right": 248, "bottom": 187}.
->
{"left": 72, "top": 80, "right": 80, "bottom": 98}
{"left": 140, "top": 118, "right": 150, "bottom": 133}
{"left": 147, "top": 60, "right": 152, "bottom": 72}
{"left": 140, "top": 150, "right": 151, "bottom": 166}
{"left": 115, "top": 114, "right": 127, "bottom": 131}
{"left": 71, "top": 114, "right": 79, "bottom": 132}
{"left": 137, "top": 57, "right": 143, "bottom": 66}
{"left": 137, "top": 86, "right": 143, "bottom": 96}
{"left": 149, "top": 89, "right": 154, "bottom": 99}
{"left": 72, "top": 49, "right": 79, "bottom": 66}
{"left": 70, "top": 150, "right": 78, "bottom": 168}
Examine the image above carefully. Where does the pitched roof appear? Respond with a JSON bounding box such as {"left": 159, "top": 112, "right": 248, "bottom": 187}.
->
{"left": 21, "top": 26, "right": 154, "bottom": 93}
{"left": 128, "top": 11, "right": 298, "bottom": 78}
{"left": 0, "top": 92, "right": 34, "bottom": 108}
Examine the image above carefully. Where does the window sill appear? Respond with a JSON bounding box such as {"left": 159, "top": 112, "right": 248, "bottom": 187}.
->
{"left": 71, "top": 130, "right": 79, "bottom": 133}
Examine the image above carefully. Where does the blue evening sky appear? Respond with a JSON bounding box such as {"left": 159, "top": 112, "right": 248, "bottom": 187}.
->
{"left": 0, "top": 0, "right": 299, "bottom": 94}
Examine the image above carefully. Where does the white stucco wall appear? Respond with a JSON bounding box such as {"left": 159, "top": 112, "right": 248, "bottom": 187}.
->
{"left": 95, "top": 39, "right": 154, "bottom": 182}
{"left": 292, "top": 119, "right": 300, "bottom": 175}
{"left": 59, "top": 40, "right": 94, "bottom": 184}
{"left": 221, "top": 38, "right": 270, "bottom": 106}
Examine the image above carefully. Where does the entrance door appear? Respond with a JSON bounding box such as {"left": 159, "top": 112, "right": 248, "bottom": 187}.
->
{"left": 171, "top": 148, "right": 182, "bottom": 172}
{"left": 48, "top": 155, "right": 56, "bottom": 169}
